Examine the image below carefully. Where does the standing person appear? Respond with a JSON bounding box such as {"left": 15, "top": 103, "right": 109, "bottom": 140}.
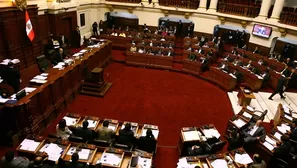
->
{"left": 92, "top": 22, "right": 98, "bottom": 36}
{"left": 73, "top": 26, "right": 81, "bottom": 48}
{"left": 268, "top": 74, "right": 288, "bottom": 100}
{"left": 99, "top": 20, "right": 104, "bottom": 35}
{"left": 177, "top": 20, "right": 183, "bottom": 37}
{"left": 3, "top": 62, "right": 21, "bottom": 93}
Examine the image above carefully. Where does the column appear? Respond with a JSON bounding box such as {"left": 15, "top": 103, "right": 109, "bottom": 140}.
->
{"left": 258, "top": 0, "right": 272, "bottom": 18}
{"left": 209, "top": 0, "right": 218, "bottom": 11}
{"left": 199, "top": 0, "right": 207, "bottom": 9}
{"left": 270, "top": 0, "right": 285, "bottom": 19}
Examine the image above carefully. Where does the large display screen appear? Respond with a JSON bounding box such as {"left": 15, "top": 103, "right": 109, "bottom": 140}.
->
{"left": 252, "top": 24, "right": 272, "bottom": 38}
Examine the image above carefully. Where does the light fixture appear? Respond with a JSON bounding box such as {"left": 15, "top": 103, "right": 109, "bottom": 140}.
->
{"left": 12, "top": 0, "right": 27, "bottom": 11}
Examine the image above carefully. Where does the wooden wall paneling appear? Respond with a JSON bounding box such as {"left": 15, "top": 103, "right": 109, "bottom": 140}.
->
{"left": 274, "top": 40, "right": 297, "bottom": 60}
{"left": 27, "top": 93, "right": 45, "bottom": 133}
{"left": 248, "top": 42, "right": 270, "bottom": 56}
{"left": 61, "top": 70, "right": 74, "bottom": 103}
{"left": 39, "top": 85, "right": 55, "bottom": 126}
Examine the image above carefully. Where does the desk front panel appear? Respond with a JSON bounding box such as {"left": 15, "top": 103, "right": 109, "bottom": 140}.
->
{"left": 209, "top": 67, "right": 237, "bottom": 91}
{"left": 126, "top": 52, "right": 173, "bottom": 69}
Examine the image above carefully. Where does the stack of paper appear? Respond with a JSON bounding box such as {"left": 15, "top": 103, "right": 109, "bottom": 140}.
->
{"left": 277, "top": 124, "right": 291, "bottom": 133}
{"left": 141, "top": 129, "right": 159, "bottom": 139}
{"left": 203, "top": 129, "right": 221, "bottom": 139}
{"left": 24, "top": 87, "right": 36, "bottom": 93}
{"left": 138, "top": 157, "right": 152, "bottom": 168}
{"left": 99, "top": 153, "right": 121, "bottom": 166}
{"left": 53, "top": 62, "right": 66, "bottom": 69}
{"left": 87, "top": 120, "right": 97, "bottom": 128}
{"left": 73, "top": 53, "right": 82, "bottom": 57}
{"left": 242, "top": 112, "right": 252, "bottom": 119}
{"left": 34, "top": 75, "right": 47, "bottom": 80}
{"left": 284, "top": 115, "right": 293, "bottom": 121}
{"left": 30, "top": 79, "right": 47, "bottom": 84}
{"left": 256, "top": 74, "right": 263, "bottom": 79}
{"left": 233, "top": 118, "right": 246, "bottom": 128}
{"left": 234, "top": 153, "right": 253, "bottom": 164}
{"left": 247, "top": 106, "right": 254, "bottom": 111}
{"left": 263, "top": 141, "right": 274, "bottom": 151}
{"left": 183, "top": 131, "right": 200, "bottom": 141}
{"left": 39, "top": 143, "right": 63, "bottom": 161}
{"left": 0, "top": 59, "right": 20, "bottom": 65}
{"left": 78, "top": 149, "right": 90, "bottom": 160}
{"left": 177, "top": 158, "right": 198, "bottom": 168}
{"left": 63, "top": 116, "right": 77, "bottom": 126}
{"left": 80, "top": 49, "right": 87, "bottom": 53}
{"left": 265, "top": 136, "right": 277, "bottom": 146}
{"left": 229, "top": 73, "right": 236, "bottom": 79}
{"left": 274, "top": 132, "right": 282, "bottom": 141}
{"left": 19, "top": 139, "right": 40, "bottom": 152}
{"left": 211, "top": 159, "right": 228, "bottom": 168}
{"left": 108, "top": 124, "right": 116, "bottom": 131}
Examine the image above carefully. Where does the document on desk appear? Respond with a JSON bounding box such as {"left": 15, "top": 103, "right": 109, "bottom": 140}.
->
{"left": 142, "top": 129, "right": 159, "bottom": 139}
{"left": 40, "top": 73, "right": 48, "bottom": 77}
{"left": 235, "top": 153, "right": 253, "bottom": 165}
{"left": 0, "top": 98, "right": 9, "bottom": 103}
{"left": 183, "top": 131, "right": 200, "bottom": 141}
{"left": 229, "top": 73, "right": 236, "bottom": 79}
{"left": 79, "top": 49, "right": 87, "bottom": 53}
{"left": 19, "top": 139, "right": 40, "bottom": 152}
{"left": 78, "top": 149, "right": 90, "bottom": 160}
{"left": 24, "top": 87, "right": 36, "bottom": 93}
{"left": 99, "top": 153, "right": 122, "bottom": 166}
{"left": 242, "top": 112, "right": 252, "bottom": 119}
{"left": 138, "top": 157, "right": 152, "bottom": 168}
{"left": 63, "top": 116, "right": 77, "bottom": 126}
{"left": 284, "top": 114, "right": 293, "bottom": 121}
{"left": 274, "top": 132, "right": 282, "bottom": 141}
{"left": 67, "top": 147, "right": 76, "bottom": 155}
{"left": 40, "top": 143, "right": 63, "bottom": 161}
{"left": 233, "top": 118, "right": 246, "bottom": 128}
{"left": 87, "top": 120, "right": 97, "bottom": 128}
{"left": 265, "top": 136, "right": 276, "bottom": 146}
{"left": 211, "top": 159, "right": 228, "bottom": 168}
{"left": 277, "top": 123, "right": 291, "bottom": 133}
{"left": 263, "top": 141, "right": 274, "bottom": 151}
{"left": 247, "top": 106, "right": 254, "bottom": 111}
{"left": 203, "top": 129, "right": 220, "bottom": 139}
{"left": 108, "top": 124, "right": 116, "bottom": 131}
{"left": 34, "top": 75, "right": 47, "bottom": 80}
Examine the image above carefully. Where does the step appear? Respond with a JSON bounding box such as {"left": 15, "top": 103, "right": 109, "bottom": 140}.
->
{"left": 82, "top": 82, "right": 105, "bottom": 88}
{"left": 80, "top": 82, "right": 112, "bottom": 97}
{"left": 82, "top": 84, "right": 107, "bottom": 92}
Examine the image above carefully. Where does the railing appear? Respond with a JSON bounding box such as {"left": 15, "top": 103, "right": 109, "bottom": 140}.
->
{"left": 159, "top": 0, "right": 200, "bottom": 9}
{"left": 106, "top": 0, "right": 141, "bottom": 3}
{"left": 280, "top": 11, "right": 297, "bottom": 26}
{"left": 218, "top": 2, "right": 260, "bottom": 18}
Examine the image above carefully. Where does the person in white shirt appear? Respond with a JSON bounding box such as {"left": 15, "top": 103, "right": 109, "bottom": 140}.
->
{"left": 56, "top": 119, "right": 72, "bottom": 140}
{"left": 138, "top": 48, "right": 144, "bottom": 54}
{"left": 242, "top": 120, "right": 266, "bottom": 144}
{"left": 246, "top": 60, "right": 252, "bottom": 68}
{"left": 187, "top": 47, "right": 192, "bottom": 51}
{"left": 149, "top": 41, "right": 153, "bottom": 47}
{"left": 119, "top": 32, "right": 126, "bottom": 37}
{"left": 111, "top": 32, "right": 118, "bottom": 36}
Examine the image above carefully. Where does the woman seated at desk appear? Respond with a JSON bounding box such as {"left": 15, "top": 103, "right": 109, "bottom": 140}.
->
{"left": 56, "top": 119, "right": 72, "bottom": 140}
{"left": 130, "top": 44, "right": 137, "bottom": 53}
{"left": 138, "top": 128, "right": 156, "bottom": 153}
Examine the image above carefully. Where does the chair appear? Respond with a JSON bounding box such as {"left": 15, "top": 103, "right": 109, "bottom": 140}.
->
{"left": 250, "top": 109, "right": 267, "bottom": 124}
{"left": 135, "top": 138, "right": 157, "bottom": 154}
{"left": 68, "top": 135, "right": 86, "bottom": 143}
{"left": 36, "top": 55, "right": 50, "bottom": 73}
{"left": 275, "top": 158, "right": 289, "bottom": 168}
{"left": 48, "top": 133, "right": 61, "bottom": 139}
{"left": 92, "top": 139, "right": 110, "bottom": 147}
{"left": 207, "top": 140, "right": 226, "bottom": 154}
{"left": 113, "top": 142, "right": 133, "bottom": 151}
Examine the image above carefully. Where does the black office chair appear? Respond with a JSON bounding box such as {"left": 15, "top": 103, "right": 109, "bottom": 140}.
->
{"left": 113, "top": 142, "right": 133, "bottom": 151}
{"left": 68, "top": 135, "right": 86, "bottom": 143}
{"left": 207, "top": 140, "right": 226, "bottom": 154}
{"left": 135, "top": 138, "right": 157, "bottom": 154}
{"left": 92, "top": 139, "right": 110, "bottom": 147}
{"left": 275, "top": 158, "right": 288, "bottom": 168}
{"left": 250, "top": 109, "right": 268, "bottom": 124}
{"left": 36, "top": 55, "right": 50, "bottom": 72}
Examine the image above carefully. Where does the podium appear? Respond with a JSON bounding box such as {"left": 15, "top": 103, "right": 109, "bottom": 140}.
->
{"left": 81, "top": 67, "right": 112, "bottom": 97}
{"left": 237, "top": 87, "right": 255, "bottom": 106}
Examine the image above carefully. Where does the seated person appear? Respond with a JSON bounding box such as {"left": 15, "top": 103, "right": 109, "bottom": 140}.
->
{"left": 87, "top": 39, "right": 94, "bottom": 46}
{"left": 51, "top": 48, "right": 66, "bottom": 65}
{"left": 223, "top": 55, "right": 234, "bottom": 62}
{"left": 140, "top": 40, "right": 145, "bottom": 46}
{"left": 197, "top": 48, "right": 204, "bottom": 54}
{"left": 231, "top": 48, "right": 238, "bottom": 55}
{"left": 97, "top": 120, "right": 115, "bottom": 144}
{"left": 233, "top": 70, "right": 244, "bottom": 82}
{"left": 253, "top": 47, "right": 259, "bottom": 54}
{"left": 219, "top": 61, "right": 229, "bottom": 72}
{"left": 200, "top": 35, "right": 206, "bottom": 44}
{"left": 261, "top": 68, "right": 271, "bottom": 87}
{"left": 0, "top": 151, "right": 30, "bottom": 168}
{"left": 168, "top": 42, "right": 175, "bottom": 48}
{"left": 73, "top": 120, "right": 93, "bottom": 141}
{"left": 56, "top": 119, "right": 72, "bottom": 140}
{"left": 193, "top": 36, "right": 198, "bottom": 39}
{"left": 138, "top": 47, "right": 145, "bottom": 54}
{"left": 161, "top": 31, "right": 168, "bottom": 37}
{"left": 245, "top": 60, "right": 253, "bottom": 69}
{"left": 65, "top": 153, "right": 85, "bottom": 168}
{"left": 186, "top": 33, "right": 191, "bottom": 38}
{"left": 201, "top": 57, "right": 209, "bottom": 71}
{"left": 233, "top": 58, "right": 243, "bottom": 66}
{"left": 160, "top": 37, "right": 166, "bottom": 41}
{"left": 268, "top": 52, "right": 276, "bottom": 59}
{"left": 159, "top": 42, "right": 164, "bottom": 48}
{"left": 242, "top": 44, "right": 247, "bottom": 50}
{"left": 187, "top": 47, "right": 192, "bottom": 52}
{"left": 130, "top": 44, "right": 137, "bottom": 53}
{"left": 249, "top": 154, "right": 266, "bottom": 168}
{"left": 149, "top": 41, "right": 153, "bottom": 47}
{"left": 188, "top": 141, "right": 209, "bottom": 156}
{"left": 125, "top": 26, "right": 129, "bottom": 32}
{"left": 117, "top": 123, "right": 135, "bottom": 147}
{"left": 212, "top": 36, "right": 217, "bottom": 43}
{"left": 227, "top": 129, "right": 244, "bottom": 151}
{"left": 284, "top": 58, "right": 293, "bottom": 67}
{"left": 111, "top": 31, "right": 118, "bottom": 36}
{"left": 127, "top": 33, "right": 132, "bottom": 38}
{"left": 165, "top": 49, "right": 174, "bottom": 57}
{"left": 242, "top": 120, "right": 265, "bottom": 144}
{"left": 146, "top": 49, "right": 154, "bottom": 55}
{"left": 208, "top": 50, "right": 214, "bottom": 56}
{"left": 156, "top": 49, "right": 163, "bottom": 56}
{"left": 118, "top": 32, "right": 126, "bottom": 37}
{"left": 202, "top": 42, "right": 209, "bottom": 48}
{"left": 138, "top": 128, "right": 156, "bottom": 153}
{"left": 188, "top": 54, "right": 196, "bottom": 61}
{"left": 258, "top": 59, "right": 264, "bottom": 65}
{"left": 195, "top": 41, "right": 200, "bottom": 46}
{"left": 269, "top": 135, "right": 292, "bottom": 167}
{"left": 28, "top": 156, "right": 50, "bottom": 168}
{"left": 288, "top": 119, "right": 297, "bottom": 141}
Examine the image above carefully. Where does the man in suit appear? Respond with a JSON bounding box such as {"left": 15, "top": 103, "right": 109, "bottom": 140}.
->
{"left": 268, "top": 73, "right": 289, "bottom": 100}
{"left": 269, "top": 135, "right": 292, "bottom": 167}
{"left": 219, "top": 61, "right": 229, "bottom": 72}
{"left": 97, "top": 120, "right": 115, "bottom": 144}
{"left": 65, "top": 153, "right": 85, "bottom": 168}
{"left": 289, "top": 119, "right": 297, "bottom": 141}
{"left": 0, "top": 151, "right": 30, "bottom": 168}
{"left": 74, "top": 120, "right": 93, "bottom": 141}
{"left": 188, "top": 22, "right": 194, "bottom": 36}
{"left": 165, "top": 49, "right": 174, "bottom": 57}
{"left": 28, "top": 156, "right": 52, "bottom": 168}
{"left": 177, "top": 20, "right": 183, "bottom": 37}
{"left": 117, "top": 123, "right": 134, "bottom": 147}
{"left": 248, "top": 154, "right": 266, "bottom": 168}
{"left": 73, "top": 26, "right": 81, "bottom": 48}
{"left": 3, "top": 62, "right": 21, "bottom": 93}
{"left": 92, "top": 22, "right": 98, "bottom": 36}
{"left": 242, "top": 120, "right": 266, "bottom": 144}
{"left": 51, "top": 48, "right": 66, "bottom": 65}
{"left": 201, "top": 57, "right": 209, "bottom": 72}
{"left": 188, "top": 142, "right": 209, "bottom": 156}
{"left": 197, "top": 48, "right": 204, "bottom": 54}
{"left": 261, "top": 68, "right": 271, "bottom": 88}
{"left": 253, "top": 47, "right": 260, "bottom": 54}
{"left": 58, "top": 34, "right": 68, "bottom": 48}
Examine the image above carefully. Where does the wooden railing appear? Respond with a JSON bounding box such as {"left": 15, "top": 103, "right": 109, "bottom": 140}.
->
{"left": 280, "top": 11, "right": 297, "bottom": 26}
{"left": 159, "top": 0, "right": 200, "bottom": 9}
{"left": 106, "top": 0, "right": 141, "bottom": 3}
{"left": 218, "top": 2, "right": 260, "bottom": 18}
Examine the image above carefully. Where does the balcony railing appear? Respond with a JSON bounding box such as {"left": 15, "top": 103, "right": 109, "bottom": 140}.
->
{"left": 218, "top": 2, "right": 260, "bottom": 18}
{"left": 106, "top": 0, "right": 141, "bottom": 3}
{"left": 279, "top": 7, "right": 297, "bottom": 26}
{"left": 159, "top": 0, "right": 200, "bottom": 9}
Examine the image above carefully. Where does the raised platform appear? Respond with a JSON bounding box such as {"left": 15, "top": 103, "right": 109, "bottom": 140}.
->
{"left": 228, "top": 91, "right": 297, "bottom": 123}
{"left": 80, "top": 81, "right": 112, "bottom": 97}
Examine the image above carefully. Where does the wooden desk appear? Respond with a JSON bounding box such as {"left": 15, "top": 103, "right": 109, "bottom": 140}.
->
{"left": 116, "top": 121, "right": 139, "bottom": 137}
{"left": 62, "top": 144, "right": 97, "bottom": 164}
{"left": 126, "top": 51, "right": 173, "bottom": 70}
{"left": 182, "top": 60, "right": 202, "bottom": 76}
{"left": 92, "top": 148, "right": 126, "bottom": 167}
{"left": 237, "top": 87, "right": 255, "bottom": 106}
{"left": 16, "top": 136, "right": 45, "bottom": 158}
{"left": 2, "top": 40, "right": 112, "bottom": 138}
{"left": 178, "top": 127, "right": 203, "bottom": 156}
{"left": 206, "top": 153, "right": 238, "bottom": 168}
{"left": 77, "top": 116, "right": 100, "bottom": 130}
{"left": 208, "top": 66, "right": 237, "bottom": 91}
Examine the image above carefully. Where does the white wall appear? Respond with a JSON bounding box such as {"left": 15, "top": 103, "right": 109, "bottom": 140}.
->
{"left": 271, "top": 0, "right": 297, "bottom": 7}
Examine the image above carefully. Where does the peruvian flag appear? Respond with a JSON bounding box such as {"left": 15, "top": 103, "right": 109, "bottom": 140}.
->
{"left": 25, "top": 10, "right": 35, "bottom": 42}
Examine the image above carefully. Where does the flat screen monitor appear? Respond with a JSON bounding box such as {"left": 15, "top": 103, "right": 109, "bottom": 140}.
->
{"left": 252, "top": 24, "right": 272, "bottom": 38}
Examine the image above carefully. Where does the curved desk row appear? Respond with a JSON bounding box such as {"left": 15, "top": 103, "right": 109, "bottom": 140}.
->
{"left": 208, "top": 67, "right": 237, "bottom": 91}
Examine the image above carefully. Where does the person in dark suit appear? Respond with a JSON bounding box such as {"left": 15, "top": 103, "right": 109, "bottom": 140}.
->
{"left": 117, "top": 123, "right": 134, "bottom": 147}
{"left": 219, "top": 61, "right": 229, "bottom": 72}
{"left": 201, "top": 57, "right": 209, "bottom": 72}
{"left": 138, "top": 128, "right": 156, "bottom": 153}
{"left": 188, "top": 142, "right": 209, "bottom": 156}
{"left": 253, "top": 47, "right": 260, "bottom": 54}
{"left": 3, "top": 62, "right": 21, "bottom": 93}
{"left": 177, "top": 20, "right": 183, "bottom": 37}
{"left": 74, "top": 120, "right": 93, "bottom": 141}
{"left": 58, "top": 34, "right": 68, "bottom": 48}
{"left": 269, "top": 135, "right": 292, "bottom": 168}
{"left": 289, "top": 119, "right": 297, "bottom": 141}
{"left": 0, "top": 151, "right": 30, "bottom": 168}
{"left": 165, "top": 49, "right": 174, "bottom": 57}
{"left": 227, "top": 129, "right": 244, "bottom": 151}
{"left": 73, "top": 26, "right": 81, "bottom": 48}
{"left": 197, "top": 48, "right": 204, "bottom": 54}
{"left": 65, "top": 153, "right": 85, "bottom": 168}
{"left": 261, "top": 68, "right": 271, "bottom": 88}
{"left": 51, "top": 48, "right": 66, "bottom": 65}
{"left": 242, "top": 120, "right": 266, "bottom": 144}
{"left": 188, "top": 22, "right": 194, "bottom": 36}
{"left": 28, "top": 156, "right": 52, "bottom": 168}
{"left": 97, "top": 120, "right": 115, "bottom": 144}
{"left": 268, "top": 74, "right": 289, "bottom": 100}
{"left": 92, "top": 22, "right": 98, "bottom": 36}
{"left": 249, "top": 154, "right": 267, "bottom": 168}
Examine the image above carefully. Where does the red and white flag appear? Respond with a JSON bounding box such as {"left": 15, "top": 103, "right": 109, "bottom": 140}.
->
{"left": 25, "top": 10, "right": 35, "bottom": 42}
